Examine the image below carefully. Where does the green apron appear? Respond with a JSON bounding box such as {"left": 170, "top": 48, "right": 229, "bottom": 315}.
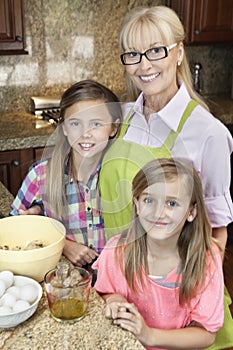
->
{"left": 100, "top": 99, "right": 198, "bottom": 239}
{"left": 205, "top": 286, "right": 233, "bottom": 350}
{"left": 100, "top": 99, "right": 233, "bottom": 349}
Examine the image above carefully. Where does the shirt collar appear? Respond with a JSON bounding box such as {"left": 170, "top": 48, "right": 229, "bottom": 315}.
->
{"left": 133, "top": 83, "right": 191, "bottom": 132}
{"left": 133, "top": 93, "right": 145, "bottom": 115}
{"left": 64, "top": 154, "right": 101, "bottom": 185}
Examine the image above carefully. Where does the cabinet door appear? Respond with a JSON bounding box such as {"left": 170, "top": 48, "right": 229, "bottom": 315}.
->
{"left": 0, "top": 150, "right": 21, "bottom": 196}
{"left": 167, "top": 0, "right": 233, "bottom": 44}
{"left": 0, "top": 0, "right": 27, "bottom": 55}
{"left": 34, "top": 146, "right": 54, "bottom": 162}
{"left": 0, "top": 149, "right": 33, "bottom": 196}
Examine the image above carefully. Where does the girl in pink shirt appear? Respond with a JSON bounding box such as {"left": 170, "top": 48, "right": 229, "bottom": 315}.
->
{"left": 93, "top": 158, "right": 224, "bottom": 350}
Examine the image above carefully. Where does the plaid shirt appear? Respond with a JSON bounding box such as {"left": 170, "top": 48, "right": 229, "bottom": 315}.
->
{"left": 10, "top": 159, "right": 105, "bottom": 253}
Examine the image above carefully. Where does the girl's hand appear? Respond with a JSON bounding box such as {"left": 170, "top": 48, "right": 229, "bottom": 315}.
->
{"left": 113, "top": 302, "right": 151, "bottom": 346}
{"left": 18, "top": 205, "right": 43, "bottom": 215}
{"left": 104, "top": 294, "right": 128, "bottom": 319}
{"left": 63, "top": 239, "right": 98, "bottom": 266}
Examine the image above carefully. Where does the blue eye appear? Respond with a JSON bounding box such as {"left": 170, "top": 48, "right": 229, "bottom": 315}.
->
{"left": 70, "top": 121, "right": 79, "bottom": 127}
{"left": 128, "top": 52, "right": 140, "bottom": 58}
{"left": 151, "top": 47, "right": 161, "bottom": 54}
{"left": 144, "top": 197, "right": 154, "bottom": 204}
{"left": 91, "top": 121, "right": 101, "bottom": 128}
{"left": 167, "top": 201, "right": 177, "bottom": 207}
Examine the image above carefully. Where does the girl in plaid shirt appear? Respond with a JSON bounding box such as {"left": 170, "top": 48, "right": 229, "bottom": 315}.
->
{"left": 10, "top": 80, "right": 122, "bottom": 267}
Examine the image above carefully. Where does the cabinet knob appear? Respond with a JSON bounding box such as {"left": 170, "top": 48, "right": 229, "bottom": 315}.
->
{"left": 194, "top": 29, "right": 200, "bottom": 36}
{"left": 12, "top": 160, "right": 20, "bottom": 167}
{"left": 16, "top": 36, "right": 23, "bottom": 42}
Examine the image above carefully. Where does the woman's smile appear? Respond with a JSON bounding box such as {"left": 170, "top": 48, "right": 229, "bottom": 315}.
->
{"left": 139, "top": 72, "right": 160, "bottom": 82}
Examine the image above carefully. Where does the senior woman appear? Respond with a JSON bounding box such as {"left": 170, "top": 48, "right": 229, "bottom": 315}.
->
{"left": 100, "top": 5, "right": 233, "bottom": 253}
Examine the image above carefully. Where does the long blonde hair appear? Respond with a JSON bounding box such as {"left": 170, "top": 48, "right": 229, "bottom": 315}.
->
{"left": 119, "top": 6, "right": 209, "bottom": 110}
{"left": 44, "top": 80, "right": 122, "bottom": 219}
{"left": 116, "top": 158, "right": 216, "bottom": 304}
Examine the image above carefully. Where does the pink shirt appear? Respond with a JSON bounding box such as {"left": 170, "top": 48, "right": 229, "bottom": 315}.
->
{"left": 93, "top": 235, "right": 224, "bottom": 350}
{"left": 122, "top": 84, "right": 233, "bottom": 228}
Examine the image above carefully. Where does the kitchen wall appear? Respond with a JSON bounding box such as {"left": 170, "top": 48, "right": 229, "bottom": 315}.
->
{"left": 0, "top": 0, "right": 232, "bottom": 113}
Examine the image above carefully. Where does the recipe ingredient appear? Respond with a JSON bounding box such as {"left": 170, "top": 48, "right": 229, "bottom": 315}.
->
{"left": 19, "top": 284, "right": 38, "bottom": 303}
{"left": 0, "top": 270, "right": 38, "bottom": 315}
{"left": 13, "top": 300, "right": 30, "bottom": 313}
{"left": 0, "top": 240, "right": 45, "bottom": 251}
{"left": 0, "top": 280, "right": 6, "bottom": 298}
{"left": 24, "top": 240, "right": 45, "bottom": 250}
{"left": 49, "top": 298, "right": 87, "bottom": 321}
{"left": 0, "top": 270, "right": 14, "bottom": 288}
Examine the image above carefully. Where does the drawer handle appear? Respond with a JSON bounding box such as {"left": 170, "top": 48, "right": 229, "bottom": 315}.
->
{"left": 12, "top": 160, "right": 20, "bottom": 167}
{"left": 16, "top": 36, "right": 23, "bottom": 42}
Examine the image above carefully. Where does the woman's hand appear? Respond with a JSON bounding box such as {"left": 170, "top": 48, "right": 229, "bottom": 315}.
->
{"left": 18, "top": 205, "right": 43, "bottom": 215}
{"left": 112, "top": 302, "right": 151, "bottom": 346}
{"left": 104, "top": 294, "right": 128, "bottom": 319}
{"left": 63, "top": 239, "right": 99, "bottom": 266}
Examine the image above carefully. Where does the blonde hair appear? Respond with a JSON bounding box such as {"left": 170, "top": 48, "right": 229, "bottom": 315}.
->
{"left": 44, "top": 80, "right": 122, "bottom": 219}
{"left": 119, "top": 6, "right": 209, "bottom": 110}
{"left": 116, "top": 158, "right": 216, "bottom": 305}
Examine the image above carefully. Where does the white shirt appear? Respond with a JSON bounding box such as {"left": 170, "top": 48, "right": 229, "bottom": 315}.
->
{"left": 122, "top": 83, "right": 233, "bottom": 227}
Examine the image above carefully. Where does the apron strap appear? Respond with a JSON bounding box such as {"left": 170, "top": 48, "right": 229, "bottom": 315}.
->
{"left": 118, "top": 108, "right": 134, "bottom": 138}
{"left": 119, "top": 100, "right": 199, "bottom": 147}
{"left": 164, "top": 100, "right": 199, "bottom": 150}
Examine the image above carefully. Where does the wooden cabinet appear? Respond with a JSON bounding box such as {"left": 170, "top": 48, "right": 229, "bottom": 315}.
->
{"left": 0, "top": 146, "right": 49, "bottom": 197}
{"left": 0, "top": 149, "right": 33, "bottom": 196}
{"left": 34, "top": 147, "right": 47, "bottom": 162}
{"left": 0, "top": 0, "right": 28, "bottom": 55}
{"left": 0, "top": 146, "right": 54, "bottom": 197}
{"left": 166, "top": 0, "right": 233, "bottom": 44}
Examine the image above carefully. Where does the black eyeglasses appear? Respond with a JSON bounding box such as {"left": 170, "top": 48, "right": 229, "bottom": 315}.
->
{"left": 120, "top": 43, "right": 177, "bottom": 65}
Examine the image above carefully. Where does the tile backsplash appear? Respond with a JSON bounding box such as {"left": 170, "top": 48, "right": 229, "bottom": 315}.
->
{"left": 0, "top": 0, "right": 232, "bottom": 113}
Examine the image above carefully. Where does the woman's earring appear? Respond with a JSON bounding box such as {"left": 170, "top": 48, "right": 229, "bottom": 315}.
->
{"left": 177, "top": 60, "right": 181, "bottom": 66}
{"left": 187, "top": 215, "right": 193, "bottom": 222}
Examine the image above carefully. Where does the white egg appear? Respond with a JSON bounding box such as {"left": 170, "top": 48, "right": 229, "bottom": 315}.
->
{"left": 0, "top": 271, "right": 14, "bottom": 288}
{"left": 7, "top": 286, "right": 20, "bottom": 299}
{"left": 0, "top": 280, "right": 6, "bottom": 298}
{"left": 0, "top": 305, "right": 12, "bottom": 315}
{"left": 13, "top": 300, "right": 30, "bottom": 313}
{"left": 19, "top": 284, "right": 38, "bottom": 303}
{"left": 1, "top": 292, "right": 16, "bottom": 308}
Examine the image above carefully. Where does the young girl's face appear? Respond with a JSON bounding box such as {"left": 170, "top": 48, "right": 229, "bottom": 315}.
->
{"left": 134, "top": 177, "right": 196, "bottom": 242}
{"left": 62, "top": 99, "right": 118, "bottom": 160}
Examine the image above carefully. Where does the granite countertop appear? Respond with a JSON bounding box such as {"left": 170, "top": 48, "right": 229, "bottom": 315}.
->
{"left": 206, "top": 95, "right": 233, "bottom": 125}
{"left": 0, "top": 96, "right": 232, "bottom": 152}
{"left": 0, "top": 182, "right": 13, "bottom": 217}
{"left": 0, "top": 288, "right": 144, "bottom": 350}
{"left": 0, "top": 183, "right": 144, "bottom": 350}
{"left": 0, "top": 111, "right": 56, "bottom": 151}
